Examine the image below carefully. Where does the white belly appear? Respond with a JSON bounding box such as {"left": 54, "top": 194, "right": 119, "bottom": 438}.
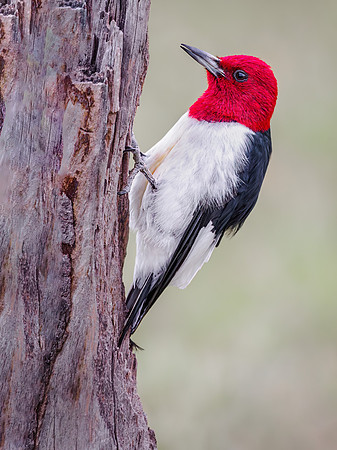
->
{"left": 130, "top": 112, "right": 253, "bottom": 288}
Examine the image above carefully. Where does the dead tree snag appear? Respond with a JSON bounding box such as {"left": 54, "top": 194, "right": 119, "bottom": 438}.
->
{"left": 0, "top": 1, "right": 157, "bottom": 448}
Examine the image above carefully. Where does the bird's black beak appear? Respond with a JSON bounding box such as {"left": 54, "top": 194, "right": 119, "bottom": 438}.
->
{"left": 180, "top": 44, "right": 225, "bottom": 78}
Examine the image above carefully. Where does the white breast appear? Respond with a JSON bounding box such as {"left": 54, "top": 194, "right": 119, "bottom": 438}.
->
{"left": 130, "top": 112, "right": 253, "bottom": 287}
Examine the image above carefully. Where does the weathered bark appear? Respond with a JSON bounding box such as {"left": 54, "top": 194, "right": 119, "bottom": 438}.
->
{"left": 0, "top": 1, "right": 156, "bottom": 449}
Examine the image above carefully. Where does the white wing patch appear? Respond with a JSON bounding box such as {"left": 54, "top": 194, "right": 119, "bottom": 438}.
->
{"left": 171, "top": 222, "right": 216, "bottom": 289}
{"left": 130, "top": 112, "right": 253, "bottom": 286}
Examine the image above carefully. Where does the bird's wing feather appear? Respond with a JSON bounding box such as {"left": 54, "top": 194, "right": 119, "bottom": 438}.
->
{"left": 118, "top": 209, "right": 210, "bottom": 346}
{"left": 119, "top": 129, "right": 272, "bottom": 345}
{"left": 213, "top": 128, "right": 272, "bottom": 243}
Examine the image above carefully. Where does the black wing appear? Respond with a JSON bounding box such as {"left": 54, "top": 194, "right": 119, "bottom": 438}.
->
{"left": 212, "top": 128, "right": 272, "bottom": 243}
{"left": 118, "top": 129, "right": 272, "bottom": 346}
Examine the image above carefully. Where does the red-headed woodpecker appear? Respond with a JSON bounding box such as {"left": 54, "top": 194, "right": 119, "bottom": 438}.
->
{"left": 118, "top": 44, "right": 278, "bottom": 346}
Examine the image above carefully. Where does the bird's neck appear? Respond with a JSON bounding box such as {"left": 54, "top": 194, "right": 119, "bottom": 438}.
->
{"left": 188, "top": 87, "right": 272, "bottom": 132}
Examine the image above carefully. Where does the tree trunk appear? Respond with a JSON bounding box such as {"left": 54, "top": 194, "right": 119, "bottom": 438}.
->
{"left": 0, "top": 1, "right": 156, "bottom": 449}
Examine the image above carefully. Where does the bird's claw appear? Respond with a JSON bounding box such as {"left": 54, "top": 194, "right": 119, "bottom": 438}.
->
{"left": 124, "top": 146, "right": 147, "bottom": 159}
{"left": 118, "top": 138, "right": 157, "bottom": 195}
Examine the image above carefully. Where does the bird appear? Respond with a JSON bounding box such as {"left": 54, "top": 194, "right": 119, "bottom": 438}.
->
{"left": 118, "top": 44, "right": 278, "bottom": 347}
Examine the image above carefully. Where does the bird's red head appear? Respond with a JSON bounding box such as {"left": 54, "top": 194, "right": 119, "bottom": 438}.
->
{"left": 181, "top": 45, "right": 278, "bottom": 132}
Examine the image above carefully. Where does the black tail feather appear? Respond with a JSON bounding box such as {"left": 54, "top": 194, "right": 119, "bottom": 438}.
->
{"left": 126, "top": 284, "right": 142, "bottom": 311}
{"left": 118, "top": 275, "right": 153, "bottom": 347}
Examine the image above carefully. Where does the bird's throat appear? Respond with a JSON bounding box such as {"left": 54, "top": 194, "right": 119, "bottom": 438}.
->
{"left": 188, "top": 87, "right": 273, "bottom": 133}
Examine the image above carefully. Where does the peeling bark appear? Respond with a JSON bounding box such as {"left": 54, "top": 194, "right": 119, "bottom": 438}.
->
{"left": 0, "top": 1, "right": 157, "bottom": 449}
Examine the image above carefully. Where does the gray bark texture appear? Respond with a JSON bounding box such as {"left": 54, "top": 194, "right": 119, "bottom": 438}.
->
{"left": 0, "top": 1, "right": 157, "bottom": 449}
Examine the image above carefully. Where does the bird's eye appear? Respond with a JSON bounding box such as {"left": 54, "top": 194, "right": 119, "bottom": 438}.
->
{"left": 233, "top": 70, "right": 248, "bottom": 82}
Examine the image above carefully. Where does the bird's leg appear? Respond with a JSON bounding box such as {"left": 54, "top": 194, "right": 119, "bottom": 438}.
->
{"left": 118, "top": 133, "right": 157, "bottom": 195}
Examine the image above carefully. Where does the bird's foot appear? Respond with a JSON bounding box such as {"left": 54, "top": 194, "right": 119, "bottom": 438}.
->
{"left": 118, "top": 134, "right": 157, "bottom": 195}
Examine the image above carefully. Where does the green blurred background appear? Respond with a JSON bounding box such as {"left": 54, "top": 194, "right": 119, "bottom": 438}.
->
{"left": 124, "top": 0, "right": 337, "bottom": 448}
